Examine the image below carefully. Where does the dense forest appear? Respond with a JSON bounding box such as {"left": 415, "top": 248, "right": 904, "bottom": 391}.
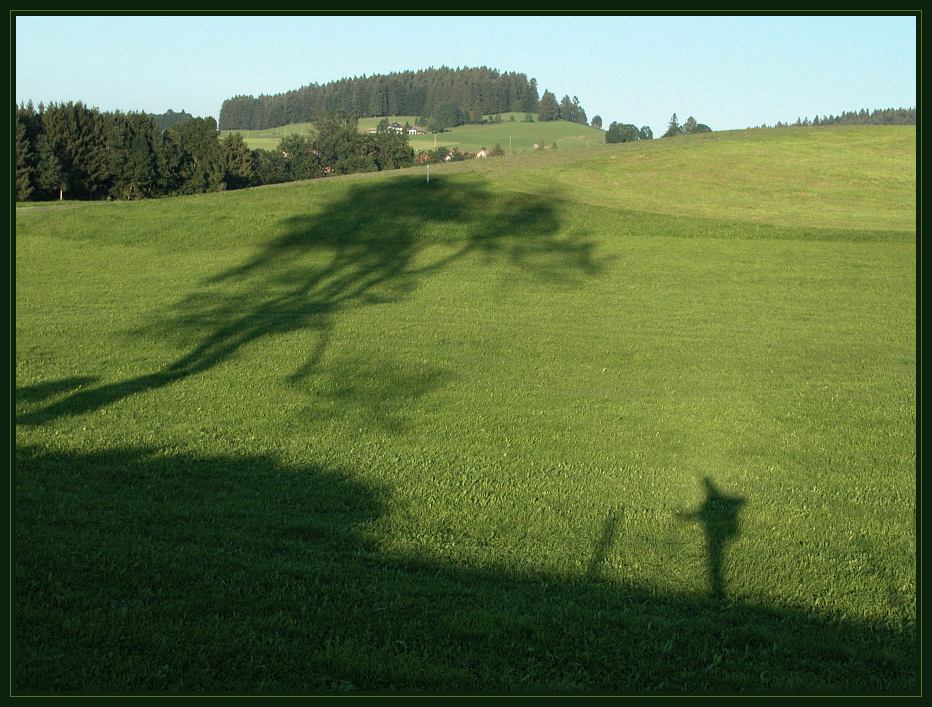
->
{"left": 751, "top": 106, "right": 915, "bottom": 129}
{"left": 15, "top": 101, "right": 414, "bottom": 202}
{"left": 219, "top": 66, "right": 543, "bottom": 130}
{"left": 149, "top": 109, "right": 195, "bottom": 131}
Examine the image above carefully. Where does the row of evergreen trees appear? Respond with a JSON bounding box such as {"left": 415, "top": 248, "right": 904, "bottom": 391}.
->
{"left": 752, "top": 107, "right": 915, "bottom": 129}
{"left": 219, "top": 66, "right": 542, "bottom": 131}
{"left": 15, "top": 102, "right": 415, "bottom": 202}
{"left": 15, "top": 101, "right": 243, "bottom": 201}
{"left": 537, "top": 91, "right": 588, "bottom": 124}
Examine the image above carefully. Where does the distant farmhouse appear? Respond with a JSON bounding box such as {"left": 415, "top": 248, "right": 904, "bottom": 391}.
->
{"left": 383, "top": 121, "right": 427, "bottom": 136}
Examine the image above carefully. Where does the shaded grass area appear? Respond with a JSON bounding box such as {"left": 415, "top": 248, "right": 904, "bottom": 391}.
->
{"left": 15, "top": 129, "right": 916, "bottom": 692}
{"left": 14, "top": 445, "right": 913, "bottom": 693}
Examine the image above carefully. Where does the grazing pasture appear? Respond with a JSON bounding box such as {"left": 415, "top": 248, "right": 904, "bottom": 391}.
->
{"left": 219, "top": 120, "right": 318, "bottom": 152}
{"left": 405, "top": 117, "right": 604, "bottom": 153}
{"left": 221, "top": 115, "right": 604, "bottom": 153}
{"left": 15, "top": 126, "right": 915, "bottom": 692}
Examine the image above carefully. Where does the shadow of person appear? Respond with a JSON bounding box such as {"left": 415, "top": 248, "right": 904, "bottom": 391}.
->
{"left": 679, "top": 477, "right": 746, "bottom": 600}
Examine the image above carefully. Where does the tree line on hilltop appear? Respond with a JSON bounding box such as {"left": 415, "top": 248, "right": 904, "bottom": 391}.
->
{"left": 21, "top": 93, "right": 909, "bottom": 205}
{"left": 15, "top": 101, "right": 416, "bottom": 202}
{"left": 219, "top": 66, "right": 545, "bottom": 131}
{"left": 219, "top": 66, "right": 601, "bottom": 137}
{"left": 12, "top": 99, "right": 707, "bottom": 204}
{"left": 750, "top": 106, "right": 915, "bottom": 129}
{"left": 602, "top": 113, "right": 711, "bottom": 143}
{"left": 661, "top": 113, "right": 712, "bottom": 137}
{"left": 536, "top": 90, "right": 588, "bottom": 125}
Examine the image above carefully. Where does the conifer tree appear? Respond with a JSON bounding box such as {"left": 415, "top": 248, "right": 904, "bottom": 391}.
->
{"left": 538, "top": 90, "right": 559, "bottom": 122}
{"left": 662, "top": 113, "right": 683, "bottom": 138}
{"left": 220, "top": 133, "right": 255, "bottom": 189}
{"left": 15, "top": 117, "right": 34, "bottom": 201}
{"left": 36, "top": 134, "right": 66, "bottom": 200}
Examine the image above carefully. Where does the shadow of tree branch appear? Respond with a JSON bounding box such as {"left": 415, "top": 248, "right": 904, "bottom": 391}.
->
{"left": 18, "top": 176, "right": 606, "bottom": 429}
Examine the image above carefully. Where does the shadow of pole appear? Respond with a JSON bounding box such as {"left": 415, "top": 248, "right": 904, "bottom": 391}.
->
{"left": 586, "top": 508, "right": 621, "bottom": 581}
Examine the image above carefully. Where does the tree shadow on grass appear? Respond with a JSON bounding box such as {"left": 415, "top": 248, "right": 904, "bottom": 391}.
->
{"left": 298, "top": 354, "right": 456, "bottom": 434}
{"left": 15, "top": 377, "right": 98, "bottom": 407}
{"left": 17, "top": 176, "right": 603, "bottom": 429}
{"left": 14, "top": 445, "right": 915, "bottom": 693}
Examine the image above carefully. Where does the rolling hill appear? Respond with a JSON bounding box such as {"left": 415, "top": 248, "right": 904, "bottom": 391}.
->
{"left": 15, "top": 125, "right": 916, "bottom": 692}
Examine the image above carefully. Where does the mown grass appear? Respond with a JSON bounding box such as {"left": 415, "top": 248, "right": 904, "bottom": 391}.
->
{"left": 14, "top": 126, "right": 916, "bottom": 693}
{"left": 219, "top": 120, "right": 318, "bottom": 152}
{"left": 432, "top": 125, "right": 915, "bottom": 232}
{"left": 406, "top": 118, "right": 603, "bottom": 153}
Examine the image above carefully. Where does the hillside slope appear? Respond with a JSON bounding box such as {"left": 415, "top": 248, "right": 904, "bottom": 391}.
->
{"left": 440, "top": 125, "right": 915, "bottom": 231}
{"left": 15, "top": 126, "right": 916, "bottom": 692}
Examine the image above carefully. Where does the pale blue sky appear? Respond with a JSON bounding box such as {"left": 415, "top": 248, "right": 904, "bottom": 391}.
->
{"left": 15, "top": 14, "right": 917, "bottom": 134}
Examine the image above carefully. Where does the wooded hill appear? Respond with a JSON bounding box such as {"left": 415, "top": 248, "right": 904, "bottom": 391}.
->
{"left": 219, "top": 66, "right": 542, "bottom": 130}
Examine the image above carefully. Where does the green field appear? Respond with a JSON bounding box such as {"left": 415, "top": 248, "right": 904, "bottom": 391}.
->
{"left": 407, "top": 117, "right": 603, "bottom": 153}
{"left": 221, "top": 115, "right": 603, "bottom": 153}
{"left": 15, "top": 126, "right": 916, "bottom": 692}
{"left": 219, "top": 121, "right": 318, "bottom": 152}
{"left": 220, "top": 117, "right": 421, "bottom": 151}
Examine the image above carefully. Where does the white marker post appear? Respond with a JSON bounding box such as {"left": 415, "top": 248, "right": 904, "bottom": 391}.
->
{"left": 427, "top": 163, "right": 430, "bottom": 184}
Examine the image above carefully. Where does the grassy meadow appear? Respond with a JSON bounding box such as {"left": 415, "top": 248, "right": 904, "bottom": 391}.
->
{"left": 15, "top": 126, "right": 916, "bottom": 692}
{"left": 406, "top": 115, "right": 604, "bottom": 153}
{"left": 221, "top": 115, "right": 604, "bottom": 153}
{"left": 219, "top": 120, "right": 319, "bottom": 152}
